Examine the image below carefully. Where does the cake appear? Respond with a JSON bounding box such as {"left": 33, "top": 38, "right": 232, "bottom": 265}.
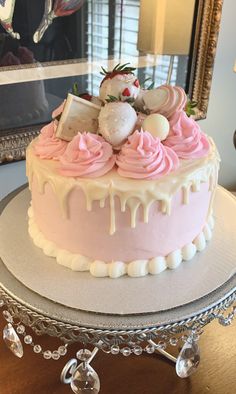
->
{"left": 26, "top": 63, "right": 220, "bottom": 278}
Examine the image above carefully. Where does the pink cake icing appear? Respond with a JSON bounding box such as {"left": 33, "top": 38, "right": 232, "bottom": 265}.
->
{"left": 26, "top": 63, "right": 220, "bottom": 278}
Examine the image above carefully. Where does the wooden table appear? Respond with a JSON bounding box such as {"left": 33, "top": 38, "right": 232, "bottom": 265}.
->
{"left": 0, "top": 315, "right": 235, "bottom": 394}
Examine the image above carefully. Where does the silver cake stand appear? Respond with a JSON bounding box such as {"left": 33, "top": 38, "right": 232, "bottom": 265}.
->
{"left": 0, "top": 185, "right": 236, "bottom": 393}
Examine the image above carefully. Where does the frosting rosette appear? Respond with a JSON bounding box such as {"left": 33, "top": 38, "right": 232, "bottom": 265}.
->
{"left": 34, "top": 122, "right": 67, "bottom": 160}
{"left": 116, "top": 130, "right": 179, "bottom": 179}
{"left": 59, "top": 132, "right": 116, "bottom": 177}
{"left": 163, "top": 111, "right": 210, "bottom": 159}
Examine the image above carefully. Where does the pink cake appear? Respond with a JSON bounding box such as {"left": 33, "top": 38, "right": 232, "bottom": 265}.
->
{"left": 26, "top": 64, "right": 220, "bottom": 278}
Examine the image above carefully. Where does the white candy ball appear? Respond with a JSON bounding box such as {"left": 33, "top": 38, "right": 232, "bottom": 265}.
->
{"left": 142, "top": 114, "right": 169, "bottom": 140}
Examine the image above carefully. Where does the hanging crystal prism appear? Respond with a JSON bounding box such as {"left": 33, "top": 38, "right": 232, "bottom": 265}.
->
{"left": 3, "top": 323, "right": 24, "bottom": 358}
{"left": 76, "top": 349, "right": 92, "bottom": 362}
{"left": 71, "top": 363, "right": 100, "bottom": 393}
{"left": 175, "top": 337, "right": 200, "bottom": 378}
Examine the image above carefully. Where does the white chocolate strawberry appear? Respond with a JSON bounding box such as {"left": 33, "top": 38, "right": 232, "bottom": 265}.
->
{"left": 99, "top": 63, "right": 140, "bottom": 104}
{"left": 98, "top": 102, "right": 137, "bottom": 147}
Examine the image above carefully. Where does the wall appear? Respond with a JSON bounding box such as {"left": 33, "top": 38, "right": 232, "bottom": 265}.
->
{"left": 0, "top": 0, "right": 236, "bottom": 200}
{"left": 199, "top": 0, "right": 236, "bottom": 190}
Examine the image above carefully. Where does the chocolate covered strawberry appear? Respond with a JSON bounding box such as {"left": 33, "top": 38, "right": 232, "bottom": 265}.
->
{"left": 99, "top": 63, "right": 140, "bottom": 104}
{"left": 98, "top": 101, "right": 137, "bottom": 148}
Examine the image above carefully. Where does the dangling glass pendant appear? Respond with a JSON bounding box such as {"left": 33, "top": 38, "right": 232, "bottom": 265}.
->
{"left": 70, "top": 362, "right": 100, "bottom": 393}
{"left": 176, "top": 337, "right": 200, "bottom": 378}
{"left": 3, "top": 323, "right": 24, "bottom": 358}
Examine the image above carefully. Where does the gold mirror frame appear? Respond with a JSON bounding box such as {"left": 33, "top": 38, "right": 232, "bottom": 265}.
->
{"left": 189, "top": 0, "right": 223, "bottom": 119}
{"left": 0, "top": 0, "right": 223, "bottom": 164}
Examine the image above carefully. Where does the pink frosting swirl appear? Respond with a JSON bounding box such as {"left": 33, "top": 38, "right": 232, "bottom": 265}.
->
{"left": 116, "top": 130, "right": 179, "bottom": 179}
{"left": 34, "top": 122, "right": 68, "bottom": 160}
{"left": 163, "top": 111, "right": 210, "bottom": 159}
{"left": 59, "top": 132, "right": 116, "bottom": 178}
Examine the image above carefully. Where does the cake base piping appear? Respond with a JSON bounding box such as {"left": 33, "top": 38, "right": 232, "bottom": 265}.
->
{"left": 28, "top": 206, "right": 214, "bottom": 279}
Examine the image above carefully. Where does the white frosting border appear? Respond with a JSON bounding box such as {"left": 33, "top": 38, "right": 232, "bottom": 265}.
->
{"left": 28, "top": 206, "right": 214, "bottom": 279}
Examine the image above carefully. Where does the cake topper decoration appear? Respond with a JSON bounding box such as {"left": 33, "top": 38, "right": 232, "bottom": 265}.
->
{"left": 98, "top": 101, "right": 137, "bottom": 148}
{"left": 99, "top": 63, "right": 140, "bottom": 104}
{"left": 55, "top": 93, "right": 101, "bottom": 141}
{"left": 142, "top": 114, "right": 170, "bottom": 141}
{"left": 59, "top": 132, "right": 116, "bottom": 178}
{"left": 116, "top": 130, "right": 179, "bottom": 180}
{"left": 0, "top": 0, "right": 20, "bottom": 39}
{"left": 163, "top": 111, "right": 210, "bottom": 159}
{"left": 72, "top": 82, "right": 102, "bottom": 107}
{"left": 142, "top": 85, "right": 187, "bottom": 119}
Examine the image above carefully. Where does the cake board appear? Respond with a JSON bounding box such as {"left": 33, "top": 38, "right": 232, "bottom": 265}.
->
{"left": 0, "top": 186, "right": 235, "bottom": 391}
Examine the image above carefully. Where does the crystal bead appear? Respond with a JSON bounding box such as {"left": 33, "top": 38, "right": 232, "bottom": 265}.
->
{"left": 169, "top": 337, "right": 178, "bottom": 346}
{"left": 52, "top": 351, "right": 60, "bottom": 360}
{"left": 191, "top": 332, "right": 200, "bottom": 341}
{"left": 181, "top": 335, "right": 188, "bottom": 343}
{"left": 133, "top": 345, "right": 142, "bottom": 355}
{"left": 145, "top": 344, "right": 155, "bottom": 354}
{"left": 158, "top": 341, "right": 167, "bottom": 350}
{"left": 76, "top": 349, "right": 92, "bottom": 362}
{"left": 24, "top": 335, "right": 33, "bottom": 344}
{"left": 3, "top": 323, "right": 24, "bottom": 358}
{"left": 2, "top": 310, "right": 13, "bottom": 323}
{"left": 160, "top": 334, "right": 168, "bottom": 340}
{"left": 176, "top": 340, "right": 200, "bottom": 378}
{"left": 16, "top": 325, "right": 25, "bottom": 335}
{"left": 195, "top": 327, "right": 204, "bottom": 335}
{"left": 43, "top": 350, "right": 52, "bottom": 359}
{"left": 58, "top": 345, "right": 67, "bottom": 356}
{"left": 139, "top": 333, "right": 146, "bottom": 339}
{"left": 110, "top": 345, "right": 120, "bottom": 355}
{"left": 218, "top": 315, "right": 231, "bottom": 326}
{"left": 0, "top": 300, "right": 4, "bottom": 307}
{"left": 33, "top": 345, "right": 42, "bottom": 353}
{"left": 71, "top": 363, "right": 100, "bottom": 394}
{"left": 121, "top": 347, "right": 131, "bottom": 357}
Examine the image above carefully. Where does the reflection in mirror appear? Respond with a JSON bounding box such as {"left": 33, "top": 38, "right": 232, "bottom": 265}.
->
{"left": 0, "top": 1, "right": 195, "bottom": 130}
{"left": 0, "top": 0, "right": 223, "bottom": 163}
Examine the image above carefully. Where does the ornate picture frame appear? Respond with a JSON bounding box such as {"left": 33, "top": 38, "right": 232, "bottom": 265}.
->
{"left": 189, "top": 0, "right": 223, "bottom": 120}
{"left": 0, "top": 0, "right": 223, "bottom": 164}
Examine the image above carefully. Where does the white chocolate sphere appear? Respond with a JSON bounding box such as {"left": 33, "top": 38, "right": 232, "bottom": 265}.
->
{"left": 142, "top": 114, "right": 169, "bottom": 140}
{"left": 98, "top": 102, "right": 137, "bottom": 147}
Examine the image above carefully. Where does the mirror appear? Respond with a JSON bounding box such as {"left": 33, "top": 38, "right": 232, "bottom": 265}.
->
{"left": 0, "top": 0, "right": 223, "bottom": 163}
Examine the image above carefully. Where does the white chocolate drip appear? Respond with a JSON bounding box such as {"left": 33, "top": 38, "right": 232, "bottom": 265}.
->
{"left": 26, "top": 138, "right": 220, "bottom": 235}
